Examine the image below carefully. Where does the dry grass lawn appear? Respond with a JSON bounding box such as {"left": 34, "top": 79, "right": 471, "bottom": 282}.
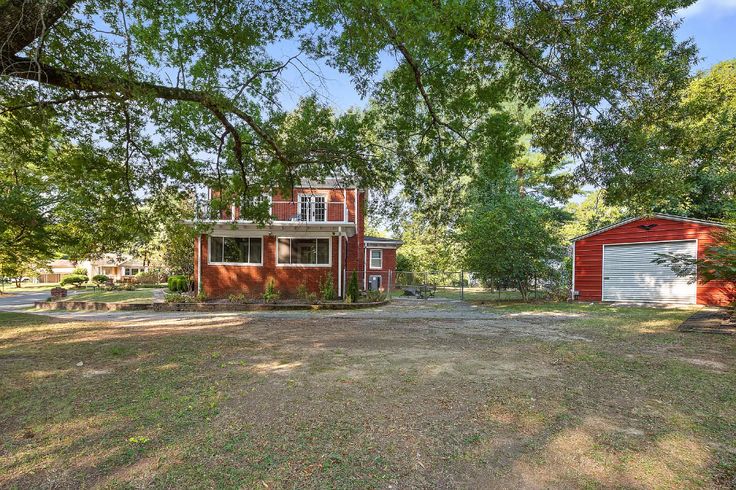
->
{"left": 1, "top": 304, "right": 735, "bottom": 488}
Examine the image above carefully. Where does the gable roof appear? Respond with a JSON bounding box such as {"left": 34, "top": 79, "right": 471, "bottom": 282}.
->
{"left": 571, "top": 213, "right": 726, "bottom": 242}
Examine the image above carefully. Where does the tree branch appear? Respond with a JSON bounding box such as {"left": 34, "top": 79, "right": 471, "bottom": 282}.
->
{"left": 2, "top": 55, "right": 291, "bottom": 167}
{"left": 0, "top": 0, "right": 78, "bottom": 58}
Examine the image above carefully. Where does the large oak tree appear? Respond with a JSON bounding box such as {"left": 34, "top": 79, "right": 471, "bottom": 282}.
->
{"left": 1, "top": 0, "right": 697, "bottom": 219}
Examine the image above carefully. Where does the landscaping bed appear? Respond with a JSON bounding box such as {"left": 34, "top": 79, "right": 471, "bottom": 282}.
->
{"left": 153, "top": 299, "right": 390, "bottom": 311}
{"left": 34, "top": 297, "right": 390, "bottom": 311}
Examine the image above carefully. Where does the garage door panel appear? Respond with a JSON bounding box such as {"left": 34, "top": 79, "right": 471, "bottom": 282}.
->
{"left": 602, "top": 241, "right": 696, "bottom": 304}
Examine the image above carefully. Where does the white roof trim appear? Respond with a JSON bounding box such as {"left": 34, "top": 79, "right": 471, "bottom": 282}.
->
{"left": 571, "top": 213, "right": 726, "bottom": 242}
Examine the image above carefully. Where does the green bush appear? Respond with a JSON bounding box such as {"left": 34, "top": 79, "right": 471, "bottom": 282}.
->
{"left": 346, "top": 271, "right": 360, "bottom": 302}
{"left": 167, "top": 275, "right": 190, "bottom": 292}
{"left": 164, "top": 292, "right": 194, "bottom": 303}
{"left": 296, "top": 281, "right": 309, "bottom": 300}
{"left": 364, "top": 290, "right": 386, "bottom": 303}
{"left": 319, "top": 273, "right": 335, "bottom": 301}
{"left": 135, "top": 270, "right": 165, "bottom": 284}
{"left": 228, "top": 293, "right": 251, "bottom": 304}
{"left": 263, "top": 279, "right": 280, "bottom": 303}
{"left": 60, "top": 274, "right": 88, "bottom": 287}
{"left": 91, "top": 274, "right": 109, "bottom": 286}
{"left": 72, "top": 267, "right": 87, "bottom": 276}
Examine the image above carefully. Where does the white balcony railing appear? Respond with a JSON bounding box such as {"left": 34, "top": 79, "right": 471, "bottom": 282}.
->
{"left": 196, "top": 200, "right": 351, "bottom": 224}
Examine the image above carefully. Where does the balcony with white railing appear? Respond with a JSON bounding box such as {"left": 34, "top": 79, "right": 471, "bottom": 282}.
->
{"left": 196, "top": 200, "right": 352, "bottom": 225}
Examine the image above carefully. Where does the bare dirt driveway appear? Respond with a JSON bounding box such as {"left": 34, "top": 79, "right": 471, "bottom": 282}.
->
{"left": 1, "top": 300, "right": 735, "bottom": 488}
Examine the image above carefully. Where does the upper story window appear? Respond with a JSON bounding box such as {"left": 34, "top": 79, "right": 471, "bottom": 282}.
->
{"left": 277, "top": 238, "right": 330, "bottom": 265}
{"left": 298, "top": 194, "right": 326, "bottom": 222}
{"left": 209, "top": 236, "right": 262, "bottom": 264}
{"left": 370, "top": 249, "right": 383, "bottom": 269}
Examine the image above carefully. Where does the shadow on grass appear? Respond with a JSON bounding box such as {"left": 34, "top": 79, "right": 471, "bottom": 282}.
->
{"left": 0, "top": 309, "right": 734, "bottom": 488}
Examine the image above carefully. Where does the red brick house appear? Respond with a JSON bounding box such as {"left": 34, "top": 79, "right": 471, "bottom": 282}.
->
{"left": 572, "top": 214, "right": 734, "bottom": 306}
{"left": 192, "top": 180, "right": 402, "bottom": 298}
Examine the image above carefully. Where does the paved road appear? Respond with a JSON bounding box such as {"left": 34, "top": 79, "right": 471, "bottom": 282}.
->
{"left": 0, "top": 290, "right": 53, "bottom": 312}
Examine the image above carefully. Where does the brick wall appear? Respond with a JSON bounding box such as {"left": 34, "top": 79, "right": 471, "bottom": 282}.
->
{"left": 196, "top": 235, "right": 340, "bottom": 299}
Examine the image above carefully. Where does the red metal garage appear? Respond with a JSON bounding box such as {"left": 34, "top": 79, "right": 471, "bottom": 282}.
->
{"left": 572, "top": 214, "right": 734, "bottom": 306}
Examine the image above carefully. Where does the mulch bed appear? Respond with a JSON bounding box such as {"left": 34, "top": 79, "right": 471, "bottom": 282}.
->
{"left": 678, "top": 307, "right": 736, "bottom": 335}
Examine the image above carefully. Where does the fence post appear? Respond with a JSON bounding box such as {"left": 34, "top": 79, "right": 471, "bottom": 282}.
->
{"left": 387, "top": 270, "right": 392, "bottom": 299}
{"left": 460, "top": 270, "right": 464, "bottom": 301}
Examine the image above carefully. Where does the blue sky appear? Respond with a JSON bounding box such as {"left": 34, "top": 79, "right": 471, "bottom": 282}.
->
{"left": 678, "top": 0, "right": 736, "bottom": 71}
{"left": 274, "top": 0, "right": 736, "bottom": 113}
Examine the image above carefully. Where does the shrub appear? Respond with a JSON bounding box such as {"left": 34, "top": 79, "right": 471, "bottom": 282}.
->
{"left": 319, "top": 273, "right": 335, "bottom": 301}
{"left": 91, "top": 274, "right": 109, "bottom": 286}
{"left": 72, "top": 267, "right": 87, "bottom": 276}
{"left": 346, "top": 271, "right": 360, "bottom": 302}
{"left": 134, "top": 270, "right": 165, "bottom": 284}
{"left": 306, "top": 292, "right": 318, "bottom": 304}
{"left": 228, "top": 293, "right": 251, "bottom": 304}
{"left": 364, "top": 290, "right": 386, "bottom": 303}
{"left": 296, "top": 282, "right": 309, "bottom": 300}
{"left": 164, "top": 292, "right": 194, "bottom": 303}
{"left": 263, "top": 279, "right": 280, "bottom": 303}
{"left": 167, "top": 275, "right": 189, "bottom": 292}
{"left": 120, "top": 283, "right": 136, "bottom": 291}
{"left": 196, "top": 291, "right": 207, "bottom": 303}
{"left": 60, "top": 274, "right": 88, "bottom": 287}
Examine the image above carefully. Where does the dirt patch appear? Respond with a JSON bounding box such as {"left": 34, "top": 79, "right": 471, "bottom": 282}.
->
{"left": 1, "top": 306, "right": 734, "bottom": 488}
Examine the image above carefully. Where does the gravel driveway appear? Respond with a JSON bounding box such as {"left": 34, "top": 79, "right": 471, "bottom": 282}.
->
{"left": 1, "top": 294, "right": 591, "bottom": 342}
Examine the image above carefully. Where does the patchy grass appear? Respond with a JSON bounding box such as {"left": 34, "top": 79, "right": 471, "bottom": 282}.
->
{"left": 58, "top": 289, "right": 154, "bottom": 304}
{"left": 0, "top": 305, "right": 734, "bottom": 488}
{"left": 434, "top": 287, "right": 525, "bottom": 302}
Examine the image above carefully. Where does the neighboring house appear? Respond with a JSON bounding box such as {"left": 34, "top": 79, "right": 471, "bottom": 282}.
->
{"left": 39, "top": 255, "right": 150, "bottom": 283}
{"left": 192, "top": 180, "right": 402, "bottom": 298}
{"left": 572, "top": 214, "right": 734, "bottom": 306}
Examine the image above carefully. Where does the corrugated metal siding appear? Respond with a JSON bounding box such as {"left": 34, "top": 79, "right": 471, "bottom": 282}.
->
{"left": 573, "top": 217, "right": 734, "bottom": 306}
{"left": 602, "top": 241, "right": 696, "bottom": 303}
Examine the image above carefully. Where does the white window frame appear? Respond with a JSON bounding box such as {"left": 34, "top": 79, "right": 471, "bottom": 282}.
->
{"left": 298, "top": 193, "right": 328, "bottom": 222}
{"left": 369, "top": 249, "right": 383, "bottom": 270}
{"left": 208, "top": 236, "right": 264, "bottom": 266}
{"left": 276, "top": 237, "right": 332, "bottom": 267}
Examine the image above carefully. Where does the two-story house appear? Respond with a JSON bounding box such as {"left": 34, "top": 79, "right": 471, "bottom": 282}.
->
{"left": 192, "top": 179, "right": 401, "bottom": 298}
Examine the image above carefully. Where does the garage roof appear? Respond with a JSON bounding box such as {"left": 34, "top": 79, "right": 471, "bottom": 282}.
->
{"left": 571, "top": 213, "right": 726, "bottom": 242}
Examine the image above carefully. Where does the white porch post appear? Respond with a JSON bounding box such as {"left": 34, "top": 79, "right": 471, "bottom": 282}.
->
{"left": 197, "top": 234, "right": 202, "bottom": 294}
{"left": 337, "top": 227, "right": 343, "bottom": 297}
{"left": 363, "top": 246, "right": 367, "bottom": 290}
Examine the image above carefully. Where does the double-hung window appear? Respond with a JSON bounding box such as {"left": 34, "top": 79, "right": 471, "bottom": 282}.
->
{"left": 277, "top": 238, "right": 330, "bottom": 265}
{"left": 369, "top": 249, "right": 383, "bottom": 269}
{"left": 209, "top": 236, "right": 262, "bottom": 264}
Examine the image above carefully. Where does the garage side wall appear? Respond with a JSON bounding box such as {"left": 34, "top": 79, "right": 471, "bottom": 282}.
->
{"left": 574, "top": 218, "right": 734, "bottom": 306}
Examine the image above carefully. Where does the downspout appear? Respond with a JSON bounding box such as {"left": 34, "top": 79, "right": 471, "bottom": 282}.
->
{"left": 337, "top": 226, "right": 343, "bottom": 298}
{"left": 363, "top": 245, "right": 367, "bottom": 290}
{"left": 197, "top": 234, "right": 202, "bottom": 295}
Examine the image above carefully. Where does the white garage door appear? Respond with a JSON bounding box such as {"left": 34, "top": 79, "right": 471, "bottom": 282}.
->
{"left": 602, "top": 241, "right": 697, "bottom": 304}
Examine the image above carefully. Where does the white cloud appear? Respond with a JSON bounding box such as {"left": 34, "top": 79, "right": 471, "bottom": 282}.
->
{"left": 679, "top": 0, "right": 736, "bottom": 18}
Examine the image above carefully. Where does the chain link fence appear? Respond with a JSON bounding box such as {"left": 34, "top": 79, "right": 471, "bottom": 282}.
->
{"left": 344, "top": 270, "right": 557, "bottom": 302}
